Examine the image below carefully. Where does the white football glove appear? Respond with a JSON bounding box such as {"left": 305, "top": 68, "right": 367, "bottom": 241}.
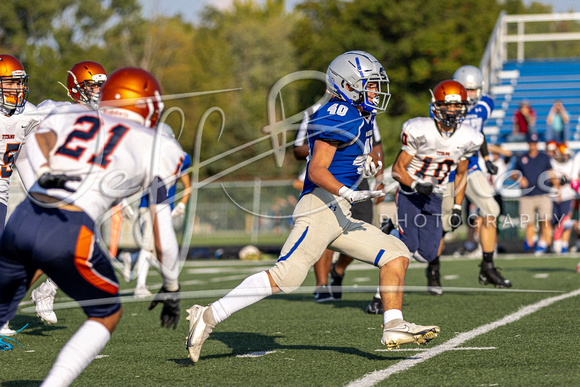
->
{"left": 362, "top": 155, "right": 383, "bottom": 178}
{"left": 338, "top": 186, "right": 385, "bottom": 204}
{"left": 171, "top": 202, "right": 186, "bottom": 218}
{"left": 120, "top": 199, "right": 135, "bottom": 219}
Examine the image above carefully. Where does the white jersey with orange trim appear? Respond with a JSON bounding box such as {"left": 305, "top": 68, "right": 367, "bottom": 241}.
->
{"left": 552, "top": 158, "right": 575, "bottom": 202}
{"left": 0, "top": 101, "right": 40, "bottom": 205}
{"left": 29, "top": 104, "right": 184, "bottom": 220}
{"left": 401, "top": 117, "right": 483, "bottom": 193}
{"left": 15, "top": 100, "right": 76, "bottom": 190}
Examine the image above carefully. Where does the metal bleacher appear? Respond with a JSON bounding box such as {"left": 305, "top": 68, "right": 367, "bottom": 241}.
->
{"left": 480, "top": 12, "right": 580, "bottom": 152}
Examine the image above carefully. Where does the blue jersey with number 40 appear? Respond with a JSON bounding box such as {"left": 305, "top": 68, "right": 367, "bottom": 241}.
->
{"left": 301, "top": 100, "right": 374, "bottom": 197}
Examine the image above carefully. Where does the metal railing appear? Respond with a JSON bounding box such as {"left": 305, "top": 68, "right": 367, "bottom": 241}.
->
{"left": 480, "top": 12, "right": 580, "bottom": 89}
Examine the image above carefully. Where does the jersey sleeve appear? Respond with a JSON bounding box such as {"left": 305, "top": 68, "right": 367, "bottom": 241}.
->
{"left": 480, "top": 95, "right": 494, "bottom": 117}
{"left": 294, "top": 111, "right": 309, "bottom": 147}
{"left": 310, "top": 102, "right": 362, "bottom": 145}
{"left": 401, "top": 120, "right": 419, "bottom": 156}
{"left": 144, "top": 139, "right": 184, "bottom": 206}
{"left": 372, "top": 119, "right": 382, "bottom": 144}
{"left": 571, "top": 153, "right": 580, "bottom": 180}
{"left": 181, "top": 153, "right": 192, "bottom": 171}
{"left": 461, "top": 128, "right": 484, "bottom": 159}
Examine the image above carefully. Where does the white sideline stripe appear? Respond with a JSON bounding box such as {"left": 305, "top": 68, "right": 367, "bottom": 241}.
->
{"left": 375, "top": 347, "right": 496, "bottom": 352}
{"left": 347, "top": 288, "right": 580, "bottom": 387}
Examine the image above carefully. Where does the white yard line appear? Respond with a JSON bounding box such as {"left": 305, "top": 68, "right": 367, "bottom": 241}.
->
{"left": 374, "top": 347, "right": 496, "bottom": 352}
{"left": 346, "top": 288, "right": 580, "bottom": 387}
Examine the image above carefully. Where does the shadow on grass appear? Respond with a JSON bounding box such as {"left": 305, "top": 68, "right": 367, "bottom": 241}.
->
{"left": 170, "top": 331, "right": 410, "bottom": 366}
{"left": 1, "top": 381, "right": 43, "bottom": 387}
{"left": 9, "top": 315, "right": 66, "bottom": 336}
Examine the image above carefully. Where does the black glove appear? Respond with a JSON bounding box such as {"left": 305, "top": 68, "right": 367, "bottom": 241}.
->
{"left": 411, "top": 180, "right": 434, "bottom": 196}
{"left": 485, "top": 160, "right": 498, "bottom": 175}
{"left": 38, "top": 173, "right": 81, "bottom": 192}
{"left": 148, "top": 286, "right": 180, "bottom": 330}
{"left": 450, "top": 205, "right": 463, "bottom": 231}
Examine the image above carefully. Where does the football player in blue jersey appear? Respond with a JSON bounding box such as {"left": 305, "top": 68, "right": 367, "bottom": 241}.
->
{"left": 185, "top": 51, "right": 440, "bottom": 363}
{"left": 432, "top": 65, "right": 512, "bottom": 295}
{"left": 293, "top": 106, "right": 385, "bottom": 303}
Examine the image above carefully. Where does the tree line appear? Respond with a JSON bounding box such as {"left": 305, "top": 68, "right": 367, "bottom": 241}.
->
{"left": 1, "top": 0, "right": 557, "bottom": 177}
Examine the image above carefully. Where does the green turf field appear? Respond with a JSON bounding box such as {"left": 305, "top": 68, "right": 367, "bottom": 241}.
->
{"left": 3, "top": 254, "right": 580, "bottom": 386}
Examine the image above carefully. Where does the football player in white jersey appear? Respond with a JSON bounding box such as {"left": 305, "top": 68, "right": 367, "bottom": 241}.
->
{"left": 0, "top": 67, "right": 184, "bottom": 384}
{"left": 185, "top": 51, "right": 440, "bottom": 363}
{"left": 392, "top": 80, "right": 483, "bottom": 295}
{"left": 0, "top": 54, "right": 41, "bottom": 336}
{"left": 28, "top": 61, "right": 109, "bottom": 327}
{"left": 433, "top": 65, "right": 511, "bottom": 295}
{"left": 550, "top": 143, "right": 575, "bottom": 253}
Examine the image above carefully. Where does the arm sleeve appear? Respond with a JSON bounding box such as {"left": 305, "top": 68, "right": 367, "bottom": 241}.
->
{"left": 151, "top": 203, "right": 180, "bottom": 288}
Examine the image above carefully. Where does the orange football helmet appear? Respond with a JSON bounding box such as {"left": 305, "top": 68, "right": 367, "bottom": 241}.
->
{"left": 65, "top": 61, "right": 107, "bottom": 107}
{"left": 0, "top": 54, "right": 29, "bottom": 113}
{"left": 98, "top": 67, "right": 164, "bottom": 128}
{"left": 558, "top": 143, "right": 571, "bottom": 156}
{"left": 430, "top": 79, "right": 468, "bottom": 136}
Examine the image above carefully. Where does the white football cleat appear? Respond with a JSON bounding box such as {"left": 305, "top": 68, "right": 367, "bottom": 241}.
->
{"left": 134, "top": 284, "right": 152, "bottom": 298}
{"left": 0, "top": 321, "right": 16, "bottom": 336}
{"left": 186, "top": 304, "right": 216, "bottom": 363}
{"left": 381, "top": 319, "right": 440, "bottom": 349}
{"left": 31, "top": 280, "right": 58, "bottom": 324}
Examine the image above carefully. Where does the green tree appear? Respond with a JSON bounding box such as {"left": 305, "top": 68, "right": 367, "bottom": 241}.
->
{"left": 0, "top": 0, "right": 142, "bottom": 104}
{"left": 190, "top": 0, "right": 304, "bottom": 178}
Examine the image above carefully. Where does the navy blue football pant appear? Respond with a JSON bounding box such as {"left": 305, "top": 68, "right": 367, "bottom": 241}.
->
{"left": 0, "top": 199, "right": 121, "bottom": 326}
{"left": 396, "top": 186, "right": 443, "bottom": 263}
{"left": 0, "top": 202, "right": 7, "bottom": 236}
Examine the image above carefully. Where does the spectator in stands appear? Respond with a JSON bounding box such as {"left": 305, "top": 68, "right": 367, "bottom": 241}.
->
{"left": 511, "top": 133, "right": 560, "bottom": 255}
{"left": 512, "top": 100, "right": 536, "bottom": 142}
{"left": 546, "top": 100, "right": 570, "bottom": 143}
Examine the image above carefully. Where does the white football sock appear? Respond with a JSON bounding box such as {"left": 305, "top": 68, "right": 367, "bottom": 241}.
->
{"left": 42, "top": 320, "right": 111, "bottom": 387}
{"left": 211, "top": 271, "right": 272, "bottom": 323}
{"left": 136, "top": 251, "right": 151, "bottom": 288}
{"left": 374, "top": 287, "right": 381, "bottom": 299}
{"left": 384, "top": 309, "right": 404, "bottom": 325}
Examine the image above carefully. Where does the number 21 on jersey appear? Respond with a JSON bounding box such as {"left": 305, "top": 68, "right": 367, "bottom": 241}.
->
{"left": 55, "top": 115, "right": 129, "bottom": 169}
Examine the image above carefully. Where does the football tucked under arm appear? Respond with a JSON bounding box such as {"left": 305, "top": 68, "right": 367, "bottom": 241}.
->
{"left": 362, "top": 151, "right": 383, "bottom": 178}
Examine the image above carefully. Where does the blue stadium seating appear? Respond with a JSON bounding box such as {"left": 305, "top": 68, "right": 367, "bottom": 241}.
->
{"left": 485, "top": 58, "right": 580, "bottom": 146}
